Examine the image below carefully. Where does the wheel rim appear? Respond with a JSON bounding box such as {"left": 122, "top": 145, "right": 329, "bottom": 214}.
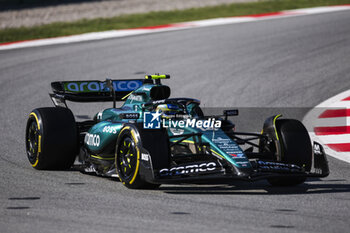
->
{"left": 26, "top": 118, "right": 39, "bottom": 164}
{"left": 117, "top": 136, "right": 137, "bottom": 180}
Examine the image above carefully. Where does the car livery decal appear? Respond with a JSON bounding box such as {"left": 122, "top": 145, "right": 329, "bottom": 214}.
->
{"left": 200, "top": 129, "right": 251, "bottom": 168}
{"left": 64, "top": 80, "right": 143, "bottom": 93}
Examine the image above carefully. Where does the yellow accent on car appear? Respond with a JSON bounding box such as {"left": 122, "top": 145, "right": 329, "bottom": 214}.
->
{"left": 91, "top": 155, "right": 115, "bottom": 160}
{"left": 119, "top": 126, "right": 130, "bottom": 134}
{"left": 116, "top": 126, "right": 140, "bottom": 185}
{"left": 210, "top": 149, "right": 224, "bottom": 158}
{"left": 273, "top": 114, "right": 282, "bottom": 141}
{"left": 32, "top": 135, "right": 41, "bottom": 167}
{"left": 38, "top": 135, "right": 41, "bottom": 153}
{"left": 156, "top": 104, "right": 172, "bottom": 112}
{"left": 130, "top": 129, "right": 138, "bottom": 144}
{"left": 145, "top": 74, "right": 170, "bottom": 80}
{"left": 121, "top": 91, "right": 133, "bottom": 100}
{"left": 129, "top": 128, "right": 140, "bottom": 185}
{"left": 30, "top": 112, "right": 41, "bottom": 167}
{"left": 116, "top": 126, "right": 130, "bottom": 182}
{"left": 32, "top": 159, "right": 39, "bottom": 167}
{"left": 173, "top": 139, "right": 195, "bottom": 144}
{"left": 29, "top": 112, "right": 40, "bottom": 130}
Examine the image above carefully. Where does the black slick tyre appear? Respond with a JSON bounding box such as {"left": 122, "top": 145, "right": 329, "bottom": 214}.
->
{"left": 115, "top": 125, "right": 169, "bottom": 189}
{"left": 268, "top": 119, "right": 312, "bottom": 186}
{"left": 25, "top": 107, "right": 78, "bottom": 170}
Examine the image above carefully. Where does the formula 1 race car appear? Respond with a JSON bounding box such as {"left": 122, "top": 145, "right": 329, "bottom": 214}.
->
{"left": 25, "top": 74, "right": 329, "bottom": 189}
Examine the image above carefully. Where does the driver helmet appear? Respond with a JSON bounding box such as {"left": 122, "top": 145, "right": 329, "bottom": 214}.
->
{"left": 156, "top": 104, "right": 183, "bottom": 119}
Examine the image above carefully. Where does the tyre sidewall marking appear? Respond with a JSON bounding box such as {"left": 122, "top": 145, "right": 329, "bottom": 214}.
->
{"left": 29, "top": 112, "right": 42, "bottom": 167}
{"left": 116, "top": 126, "right": 140, "bottom": 185}
{"left": 129, "top": 129, "right": 140, "bottom": 185}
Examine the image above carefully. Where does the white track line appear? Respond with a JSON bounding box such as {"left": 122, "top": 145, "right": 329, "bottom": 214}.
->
{"left": 312, "top": 117, "right": 349, "bottom": 127}
{"left": 316, "top": 134, "right": 350, "bottom": 144}
{"left": 303, "top": 89, "right": 350, "bottom": 164}
{"left": 1, "top": 5, "right": 350, "bottom": 51}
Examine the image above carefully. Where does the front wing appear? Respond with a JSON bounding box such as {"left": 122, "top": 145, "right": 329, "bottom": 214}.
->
{"left": 138, "top": 142, "right": 329, "bottom": 184}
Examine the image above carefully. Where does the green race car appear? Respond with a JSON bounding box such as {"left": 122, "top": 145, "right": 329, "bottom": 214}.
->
{"left": 25, "top": 74, "right": 329, "bottom": 189}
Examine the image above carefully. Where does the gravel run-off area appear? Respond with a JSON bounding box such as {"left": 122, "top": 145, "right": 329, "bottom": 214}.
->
{"left": 0, "top": 0, "right": 259, "bottom": 29}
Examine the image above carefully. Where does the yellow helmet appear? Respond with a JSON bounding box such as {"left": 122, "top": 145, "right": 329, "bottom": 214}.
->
{"left": 156, "top": 104, "right": 183, "bottom": 119}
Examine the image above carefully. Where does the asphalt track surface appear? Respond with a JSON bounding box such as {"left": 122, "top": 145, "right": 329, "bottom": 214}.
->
{"left": 1, "top": 10, "right": 350, "bottom": 233}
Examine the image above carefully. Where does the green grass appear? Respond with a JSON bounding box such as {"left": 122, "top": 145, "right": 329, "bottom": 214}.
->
{"left": 1, "top": 0, "right": 350, "bottom": 43}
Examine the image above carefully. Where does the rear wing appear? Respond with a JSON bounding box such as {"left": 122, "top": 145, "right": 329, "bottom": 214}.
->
{"left": 50, "top": 79, "right": 152, "bottom": 107}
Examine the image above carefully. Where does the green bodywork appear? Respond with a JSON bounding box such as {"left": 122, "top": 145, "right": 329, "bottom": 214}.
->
{"left": 85, "top": 82, "right": 251, "bottom": 169}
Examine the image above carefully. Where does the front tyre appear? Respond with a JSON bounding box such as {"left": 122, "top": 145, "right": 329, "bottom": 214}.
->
{"left": 25, "top": 107, "right": 78, "bottom": 170}
{"left": 268, "top": 119, "right": 312, "bottom": 186}
{"left": 115, "top": 125, "right": 159, "bottom": 189}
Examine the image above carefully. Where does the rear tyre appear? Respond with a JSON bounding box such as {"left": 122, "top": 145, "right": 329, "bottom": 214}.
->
{"left": 115, "top": 125, "right": 163, "bottom": 189}
{"left": 267, "top": 119, "right": 312, "bottom": 186}
{"left": 25, "top": 107, "right": 78, "bottom": 170}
